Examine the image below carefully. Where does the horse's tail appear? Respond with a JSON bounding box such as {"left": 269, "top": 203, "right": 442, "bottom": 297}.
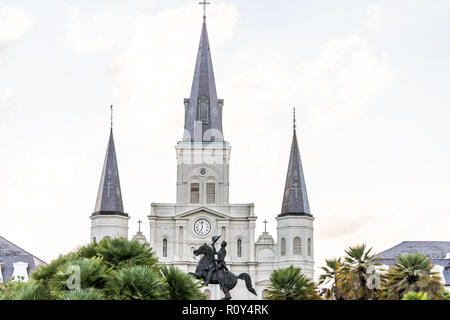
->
{"left": 238, "top": 273, "right": 257, "bottom": 296}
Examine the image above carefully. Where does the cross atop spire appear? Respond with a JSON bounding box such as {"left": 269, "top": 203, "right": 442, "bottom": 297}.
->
{"left": 137, "top": 219, "right": 143, "bottom": 233}
{"left": 110, "top": 105, "right": 114, "bottom": 129}
{"left": 263, "top": 219, "right": 268, "bottom": 233}
{"left": 199, "top": 1, "right": 211, "bottom": 20}
{"left": 293, "top": 107, "right": 296, "bottom": 131}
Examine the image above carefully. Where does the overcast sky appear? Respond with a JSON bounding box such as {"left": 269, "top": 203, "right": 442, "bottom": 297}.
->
{"left": 0, "top": 0, "right": 449, "bottom": 278}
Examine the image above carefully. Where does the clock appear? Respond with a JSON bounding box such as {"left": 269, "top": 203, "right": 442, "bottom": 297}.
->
{"left": 194, "top": 218, "right": 211, "bottom": 236}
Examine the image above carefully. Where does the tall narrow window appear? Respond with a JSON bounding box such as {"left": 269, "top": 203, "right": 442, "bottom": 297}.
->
{"left": 237, "top": 239, "right": 242, "bottom": 258}
{"left": 281, "top": 238, "right": 286, "bottom": 256}
{"left": 307, "top": 238, "right": 312, "bottom": 256}
{"left": 221, "top": 227, "right": 226, "bottom": 240}
{"left": 198, "top": 96, "right": 209, "bottom": 124}
{"left": 206, "top": 182, "right": 215, "bottom": 204}
{"left": 190, "top": 183, "right": 199, "bottom": 204}
{"left": 163, "top": 239, "right": 168, "bottom": 257}
{"left": 293, "top": 237, "right": 301, "bottom": 255}
{"left": 179, "top": 227, "right": 183, "bottom": 256}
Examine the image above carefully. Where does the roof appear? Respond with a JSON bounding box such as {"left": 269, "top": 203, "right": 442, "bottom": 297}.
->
{"left": 279, "top": 123, "right": 311, "bottom": 217}
{"left": 378, "top": 241, "right": 450, "bottom": 260}
{"left": 182, "top": 20, "right": 224, "bottom": 142}
{"left": 93, "top": 129, "right": 126, "bottom": 216}
{"left": 378, "top": 241, "right": 450, "bottom": 286}
{"left": 0, "top": 236, "right": 46, "bottom": 281}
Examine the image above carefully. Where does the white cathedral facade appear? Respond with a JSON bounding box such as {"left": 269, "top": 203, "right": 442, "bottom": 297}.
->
{"left": 90, "top": 17, "right": 315, "bottom": 300}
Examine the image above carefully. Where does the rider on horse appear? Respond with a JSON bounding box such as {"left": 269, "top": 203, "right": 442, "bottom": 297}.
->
{"left": 202, "top": 235, "right": 228, "bottom": 286}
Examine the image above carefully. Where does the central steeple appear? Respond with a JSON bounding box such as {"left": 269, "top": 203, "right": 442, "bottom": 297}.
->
{"left": 183, "top": 19, "right": 224, "bottom": 142}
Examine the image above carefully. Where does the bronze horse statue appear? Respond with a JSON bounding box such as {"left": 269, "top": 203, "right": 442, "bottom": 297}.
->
{"left": 189, "top": 243, "right": 257, "bottom": 300}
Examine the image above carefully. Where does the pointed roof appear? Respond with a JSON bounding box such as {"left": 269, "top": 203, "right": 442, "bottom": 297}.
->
{"left": 0, "top": 235, "right": 46, "bottom": 281}
{"left": 279, "top": 112, "right": 311, "bottom": 217}
{"left": 183, "top": 20, "right": 224, "bottom": 142}
{"left": 93, "top": 129, "right": 126, "bottom": 216}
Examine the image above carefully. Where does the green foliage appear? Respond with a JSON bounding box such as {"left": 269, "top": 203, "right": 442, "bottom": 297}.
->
{"left": 338, "top": 244, "right": 384, "bottom": 300}
{"left": 320, "top": 245, "right": 448, "bottom": 300}
{"left": 402, "top": 291, "right": 430, "bottom": 300}
{"left": 266, "top": 266, "right": 320, "bottom": 300}
{"left": 50, "top": 257, "right": 109, "bottom": 293}
{"left": 0, "top": 280, "right": 51, "bottom": 300}
{"left": 31, "top": 252, "right": 78, "bottom": 283}
{"left": 60, "top": 288, "right": 105, "bottom": 300}
{"left": 385, "top": 253, "right": 443, "bottom": 300}
{"left": 160, "top": 265, "right": 206, "bottom": 300}
{"left": 106, "top": 265, "right": 167, "bottom": 300}
{"left": 318, "top": 258, "right": 343, "bottom": 300}
{"left": 95, "top": 238, "right": 158, "bottom": 269}
{"left": 442, "top": 290, "right": 450, "bottom": 300}
{"left": 1, "top": 238, "right": 198, "bottom": 300}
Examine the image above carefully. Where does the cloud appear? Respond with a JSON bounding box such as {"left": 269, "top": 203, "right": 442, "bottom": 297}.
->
{"left": 0, "top": 88, "right": 15, "bottom": 122}
{"left": 366, "top": 5, "right": 382, "bottom": 31}
{"left": 0, "top": 4, "right": 32, "bottom": 48}
{"left": 64, "top": 6, "right": 117, "bottom": 54}
{"left": 298, "top": 35, "right": 395, "bottom": 124}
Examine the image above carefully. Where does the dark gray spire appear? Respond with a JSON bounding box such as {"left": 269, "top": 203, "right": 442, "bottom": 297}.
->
{"left": 93, "top": 128, "right": 126, "bottom": 216}
{"left": 183, "top": 20, "right": 224, "bottom": 142}
{"left": 279, "top": 111, "right": 311, "bottom": 217}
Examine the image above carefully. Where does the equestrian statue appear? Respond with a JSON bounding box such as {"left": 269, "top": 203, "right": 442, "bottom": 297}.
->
{"left": 189, "top": 235, "right": 257, "bottom": 300}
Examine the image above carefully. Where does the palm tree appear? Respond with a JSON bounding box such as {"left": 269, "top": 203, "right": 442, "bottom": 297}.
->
{"left": 339, "top": 244, "right": 384, "bottom": 300}
{"left": 266, "top": 266, "right": 320, "bottom": 300}
{"left": 318, "top": 258, "right": 343, "bottom": 300}
{"left": 95, "top": 238, "right": 158, "bottom": 269}
{"left": 385, "top": 253, "right": 444, "bottom": 299}
{"left": 106, "top": 265, "right": 167, "bottom": 300}
{"left": 161, "top": 266, "right": 206, "bottom": 300}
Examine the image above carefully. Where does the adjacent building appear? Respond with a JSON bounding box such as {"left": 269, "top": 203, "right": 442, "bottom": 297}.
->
{"left": 0, "top": 236, "right": 46, "bottom": 283}
{"left": 378, "top": 241, "right": 450, "bottom": 290}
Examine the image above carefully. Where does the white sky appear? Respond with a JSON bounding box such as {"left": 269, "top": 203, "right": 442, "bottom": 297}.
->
{"left": 0, "top": 0, "right": 449, "bottom": 279}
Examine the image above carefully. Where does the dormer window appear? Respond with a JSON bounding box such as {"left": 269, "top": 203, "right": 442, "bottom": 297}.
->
{"left": 198, "top": 96, "right": 209, "bottom": 124}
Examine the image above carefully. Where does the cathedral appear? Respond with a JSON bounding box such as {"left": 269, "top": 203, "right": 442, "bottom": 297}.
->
{"left": 90, "top": 16, "right": 315, "bottom": 300}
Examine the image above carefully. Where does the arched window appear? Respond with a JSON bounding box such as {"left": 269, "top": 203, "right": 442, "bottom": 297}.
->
{"left": 206, "top": 182, "right": 215, "bottom": 204}
{"left": 163, "top": 239, "right": 168, "bottom": 257}
{"left": 198, "top": 96, "right": 210, "bottom": 124}
{"left": 190, "top": 183, "right": 199, "bottom": 204}
{"left": 293, "top": 237, "right": 301, "bottom": 255}
{"left": 237, "top": 239, "right": 242, "bottom": 258}
{"left": 281, "top": 238, "right": 286, "bottom": 256}
{"left": 307, "top": 238, "right": 312, "bottom": 256}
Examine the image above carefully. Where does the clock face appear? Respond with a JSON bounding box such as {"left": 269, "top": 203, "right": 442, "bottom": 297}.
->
{"left": 194, "top": 219, "right": 211, "bottom": 236}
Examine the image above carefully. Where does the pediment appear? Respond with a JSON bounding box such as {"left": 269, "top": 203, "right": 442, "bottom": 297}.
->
{"left": 175, "top": 206, "right": 229, "bottom": 219}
